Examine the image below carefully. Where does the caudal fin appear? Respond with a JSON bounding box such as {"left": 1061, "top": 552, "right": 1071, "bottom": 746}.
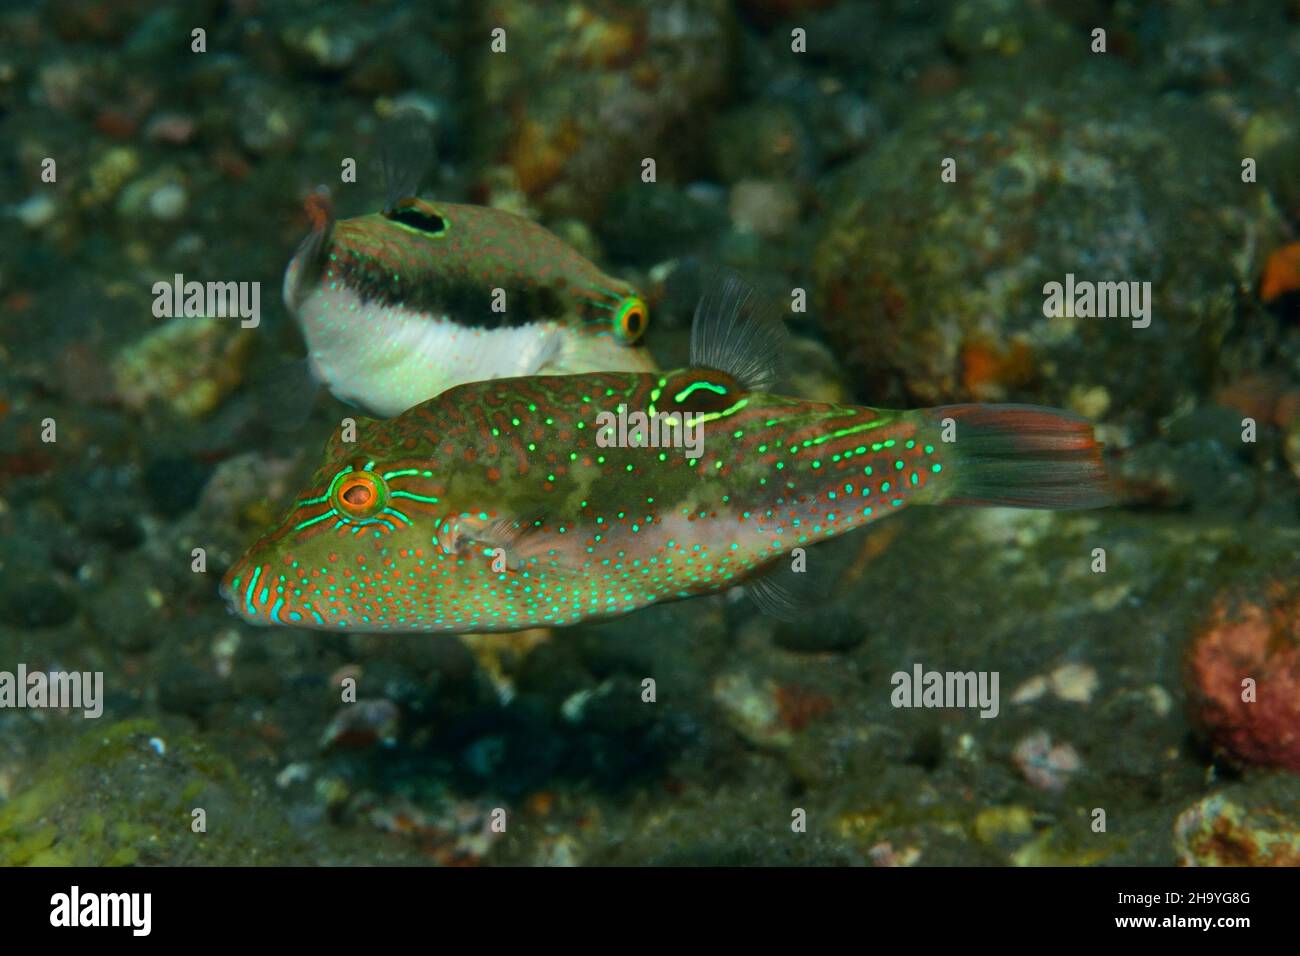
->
{"left": 924, "top": 404, "right": 1113, "bottom": 510}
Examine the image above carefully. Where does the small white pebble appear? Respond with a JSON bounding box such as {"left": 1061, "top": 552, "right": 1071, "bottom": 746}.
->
{"left": 560, "top": 688, "right": 594, "bottom": 723}
{"left": 148, "top": 737, "right": 166, "bottom": 756}
{"left": 148, "top": 182, "right": 187, "bottom": 221}
{"left": 1050, "top": 663, "right": 1099, "bottom": 703}
{"left": 1146, "top": 684, "right": 1173, "bottom": 717}
{"left": 1010, "top": 674, "right": 1050, "bottom": 704}
{"left": 955, "top": 732, "right": 978, "bottom": 760}
{"left": 13, "top": 194, "right": 57, "bottom": 229}
{"left": 276, "top": 762, "right": 312, "bottom": 788}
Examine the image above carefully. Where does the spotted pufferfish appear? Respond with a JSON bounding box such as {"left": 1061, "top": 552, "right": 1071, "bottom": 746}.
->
{"left": 284, "top": 189, "right": 656, "bottom": 418}
{"left": 221, "top": 275, "right": 1112, "bottom": 634}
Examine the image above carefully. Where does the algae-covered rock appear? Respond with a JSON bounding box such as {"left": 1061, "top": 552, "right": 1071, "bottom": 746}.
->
{"left": 0, "top": 718, "right": 308, "bottom": 865}
{"left": 1174, "top": 775, "right": 1300, "bottom": 866}
{"left": 813, "top": 66, "right": 1285, "bottom": 432}
{"left": 112, "top": 316, "right": 254, "bottom": 419}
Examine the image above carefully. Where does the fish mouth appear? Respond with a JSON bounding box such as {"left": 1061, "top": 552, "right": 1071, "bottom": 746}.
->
{"left": 282, "top": 191, "right": 335, "bottom": 312}
{"left": 218, "top": 559, "right": 273, "bottom": 628}
{"left": 217, "top": 561, "right": 238, "bottom": 604}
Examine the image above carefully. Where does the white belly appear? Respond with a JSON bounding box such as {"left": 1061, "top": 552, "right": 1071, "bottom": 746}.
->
{"left": 294, "top": 283, "right": 563, "bottom": 418}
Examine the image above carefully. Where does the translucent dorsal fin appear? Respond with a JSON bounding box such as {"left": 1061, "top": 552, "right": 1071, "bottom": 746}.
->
{"left": 379, "top": 113, "right": 434, "bottom": 213}
{"left": 689, "top": 271, "right": 789, "bottom": 391}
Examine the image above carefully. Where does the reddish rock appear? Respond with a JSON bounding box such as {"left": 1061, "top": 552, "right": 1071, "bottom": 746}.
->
{"left": 1186, "top": 582, "right": 1300, "bottom": 772}
{"left": 94, "top": 108, "right": 138, "bottom": 140}
{"left": 1215, "top": 373, "right": 1300, "bottom": 430}
{"left": 1260, "top": 241, "right": 1300, "bottom": 303}
{"left": 774, "top": 682, "right": 832, "bottom": 732}
{"left": 319, "top": 699, "right": 400, "bottom": 751}
{"left": 959, "top": 333, "right": 1038, "bottom": 402}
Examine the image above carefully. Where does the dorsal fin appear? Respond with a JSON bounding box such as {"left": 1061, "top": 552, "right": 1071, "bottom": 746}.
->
{"left": 689, "top": 271, "right": 789, "bottom": 391}
{"left": 379, "top": 112, "right": 434, "bottom": 213}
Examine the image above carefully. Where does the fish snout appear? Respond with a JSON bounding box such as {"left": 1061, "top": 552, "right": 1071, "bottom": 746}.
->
{"left": 219, "top": 559, "right": 272, "bottom": 627}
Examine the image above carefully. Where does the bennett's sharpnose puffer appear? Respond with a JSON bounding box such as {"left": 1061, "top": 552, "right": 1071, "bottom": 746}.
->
{"left": 284, "top": 191, "right": 656, "bottom": 418}
{"left": 223, "top": 276, "right": 1112, "bottom": 635}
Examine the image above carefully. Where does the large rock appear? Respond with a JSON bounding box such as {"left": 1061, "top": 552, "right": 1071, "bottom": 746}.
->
{"left": 813, "top": 66, "right": 1284, "bottom": 432}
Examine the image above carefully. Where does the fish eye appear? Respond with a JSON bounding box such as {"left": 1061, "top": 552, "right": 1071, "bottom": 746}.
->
{"left": 614, "top": 296, "right": 648, "bottom": 344}
{"left": 385, "top": 200, "right": 448, "bottom": 236}
{"left": 329, "top": 470, "right": 387, "bottom": 519}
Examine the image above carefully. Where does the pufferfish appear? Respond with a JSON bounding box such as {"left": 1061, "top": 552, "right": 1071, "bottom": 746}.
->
{"left": 283, "top": 189, "right": 656, "bottom": 419}
{"left": 222, "top": 275, "right": 1112, "bottom": 635}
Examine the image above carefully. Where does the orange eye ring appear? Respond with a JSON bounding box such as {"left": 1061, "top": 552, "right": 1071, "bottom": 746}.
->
{"left": 329, "top": 470, "right": 387, "bottom": 518}
{"left": 614, "top": 296, "right": 648, "bottom": 344}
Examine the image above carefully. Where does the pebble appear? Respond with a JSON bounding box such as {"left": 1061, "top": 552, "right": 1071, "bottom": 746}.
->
{"left": 1050, "top": 663, "right": 1098, "bottom": 704}
{"left": 12, "top": 194, "right": 57, "bottom": 229}
{"left": 147, "top": 182, "right": 187, "bottom": 221}
{"left": 711, "top": 671, "right": 793, "bottom": 749}
{"left": 1012, "top": 730, "right": 1082, "bottom": 793}
{"left": 1012, "top": 664, "right": 1100, "bottom": 705}
{"left": 144, "top": 112, "right": 197, "bottom": 144}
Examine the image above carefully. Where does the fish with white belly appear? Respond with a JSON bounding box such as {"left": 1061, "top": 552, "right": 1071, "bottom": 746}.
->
{"left": 283, "top": 188, "right": 656, "bottom": 418}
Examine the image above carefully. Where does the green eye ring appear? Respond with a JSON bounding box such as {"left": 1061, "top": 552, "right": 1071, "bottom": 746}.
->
{"left": 328, "top": 467, "right": 388, "bottom": 519}
{"left": 613, "top": 295, "right": 649, "bottom": 344}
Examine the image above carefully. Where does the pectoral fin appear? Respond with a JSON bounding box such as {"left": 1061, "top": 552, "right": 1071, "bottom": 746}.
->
{"left": 436, "top": 511, "right": 548, "bottom": 572}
